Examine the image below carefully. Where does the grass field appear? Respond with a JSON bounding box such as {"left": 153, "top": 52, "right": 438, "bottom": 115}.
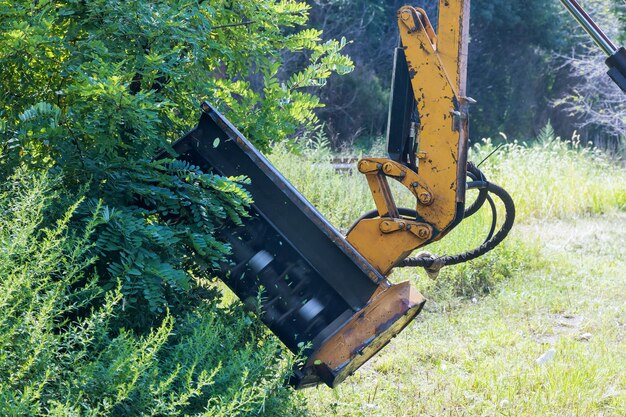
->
{"left": 302, "top": 214, "right": 626, "bottom": 416}
{"left": 268, "top": 136, "right": 626, "bottom": 416}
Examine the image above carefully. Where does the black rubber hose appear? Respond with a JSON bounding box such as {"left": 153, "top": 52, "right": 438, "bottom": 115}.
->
{"left": 484, "top": 194, "right": 497, "bottom": 243}
{"left": 465, "top": 178, "right": 498, "bottom": 243}
{"left": 399, "top": 181, "right": 515, "bottom": 268}
{"left": 464, "top": 163, "right": 488, "bottom": 219}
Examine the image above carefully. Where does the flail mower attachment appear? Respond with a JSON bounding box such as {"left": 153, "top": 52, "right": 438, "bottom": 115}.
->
{"left": 170, "top": 102, "right": 426, "bottom": 389}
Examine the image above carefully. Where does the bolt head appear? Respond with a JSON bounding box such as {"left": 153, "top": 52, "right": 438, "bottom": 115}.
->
{"left": 418, "top": 192, "right": 433, "bottom": 204}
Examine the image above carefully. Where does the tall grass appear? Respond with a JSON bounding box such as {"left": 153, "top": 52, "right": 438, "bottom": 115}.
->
{"left": 270, "top": 140, "right": 374, "bottom": 232}
{"left": 272, "top": 130, "right": 625, "bottom": 231}
{"left": 472, "top": 128, "right": 626, "bottom": 220}
{"left": 269, "top": 130, "right": 625, "bottom": 298}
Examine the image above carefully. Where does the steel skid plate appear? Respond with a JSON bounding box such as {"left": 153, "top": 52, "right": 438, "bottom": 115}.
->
{"left": 169, "top": 102, "right": 426, "bottom": 388}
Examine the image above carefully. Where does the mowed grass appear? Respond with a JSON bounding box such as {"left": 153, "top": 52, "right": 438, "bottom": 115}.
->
{"left": 268, "top": 136, "right": 626, "bottom": 416}
{"left": 302, "top": 215, "right": 626, "bottom": 416}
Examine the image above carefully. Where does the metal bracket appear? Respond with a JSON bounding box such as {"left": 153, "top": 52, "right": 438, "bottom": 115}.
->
{"left": 379, "top": 219, "right": 433, "bottom": 240}
{"left": 358, "top": 157, "right": 434, "bottom": 208}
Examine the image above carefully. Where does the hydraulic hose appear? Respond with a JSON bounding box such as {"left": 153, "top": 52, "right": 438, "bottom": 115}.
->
{"left": 463, "top": 162, "right": 488, "bottom": 219}
{"left": 347, "top": 163, "right": 515, "bottom": 274}
{"left": 399, "top": 180, "right": 515, "bottom": 269}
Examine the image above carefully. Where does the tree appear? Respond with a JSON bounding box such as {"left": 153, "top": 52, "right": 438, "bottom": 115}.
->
{"left": 0, "top": 0, "right": 353, "bottom": 324}
{"left": 466, "top": 0, "right": 576, "bottom": 140}
{"left": 304, "top": 0, "right": 415, "bottom": 147}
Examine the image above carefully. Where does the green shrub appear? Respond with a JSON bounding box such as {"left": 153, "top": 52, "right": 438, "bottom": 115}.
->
{"left": 0, "top": 1, "right": 355, "bottom": 409}
{"left": 0, "top": 0, "right": 353, "bottom": 325}
{"left": 0, "top": 173, "right": 303, "bottom": 416}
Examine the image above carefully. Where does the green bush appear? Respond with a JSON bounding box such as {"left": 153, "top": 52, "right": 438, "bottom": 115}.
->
{"left": 0, "top": 0, "right": 353, "bottom": 325}
{"left": 0, "top": 173, "right": 303, "bottom": 416}
{"left": 0, "top": 1, "right": 356, "bottom": 410}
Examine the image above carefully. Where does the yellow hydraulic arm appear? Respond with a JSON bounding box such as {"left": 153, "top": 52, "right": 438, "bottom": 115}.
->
{"left": 346, "top": 0, "right": 626, "bottom": 279}
{"left": 347, "top": 0, "right": 485, "bottom": 276}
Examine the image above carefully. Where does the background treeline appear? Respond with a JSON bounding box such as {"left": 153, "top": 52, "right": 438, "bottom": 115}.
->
{"left": 303, "top": 0, "right": 625, "bottom": 150}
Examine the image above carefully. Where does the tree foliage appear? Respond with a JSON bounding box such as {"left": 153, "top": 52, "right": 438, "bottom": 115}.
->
{"left": 555, "top": 0, "right": 626, "bottom": 148}
{"left": 303, "top": 0, "right": 402, "bottom": 146}
{"left": 466, "top": 0, "right": 573, "bottom": 139}
{"left": 0, "top": 0, "right": 353, "bottom": 324}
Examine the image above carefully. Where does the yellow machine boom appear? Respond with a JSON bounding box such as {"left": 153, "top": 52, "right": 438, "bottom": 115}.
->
{"left": 347, "top": 0, "right": 490, "bottom": 276}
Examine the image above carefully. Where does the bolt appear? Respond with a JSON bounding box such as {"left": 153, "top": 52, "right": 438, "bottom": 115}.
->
{"left": 417, "top": 227, "right": 430, "bottom": 239}
{"left": 380, "top": 221, "right": 394, "bottom": 233}
{"left": 418, "top": 192, "right": 433, "bottom": 205}
{"left": 411, "top": 182, "right": 419, "bottom": 188}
